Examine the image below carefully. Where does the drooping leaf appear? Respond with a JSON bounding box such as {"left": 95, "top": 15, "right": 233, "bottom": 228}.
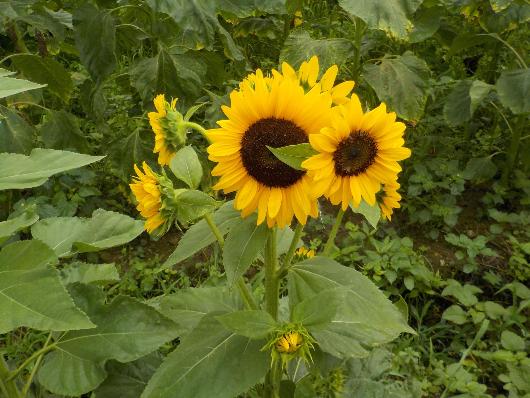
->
{"left": 175, "top": 190, "right": 218, "bottom": 224}
{"left": 363, "top": 52, "right": 430, "bottom": 121}
{"left": 338, "top": 0, "right": 423, "bottom": 38}
{"left": 0, "top": 207, "right": 39, "bottom": 244}
{"left": 60, "top": 262, "right": 120, "bottom": 285}
{"left": 350, "top": 200, "right": 381, "bottom": 229}
{"left": 496, "top": 68, "right": 530, "bottom": 114}
{"left": 31, "top": 209, "right": 144, "bottom": 257}
{"left": 280, "top": 30, "right": 355, "bottom": 72}
{"left": 216, "top": 310, "right": 277, "bottom": 339}
{"left": 407, "top": 6, "right": 443, "bottom": 43}
{"left": 0, "top": 76, "right": 45, "bottom": 99}
{"left": 38, "top": 284, "right": 179, "bottom": 396}
{"left": 0, "top": 149, "right": 103, "bottom": 190}
{"left": 223, "top": 215, "right": 269, "bottom": 286}
{"left": 40, "top": 110, "right": 89, "bottom": 152}
{"left": 169, "top": 146, "right": 203, "bottom": 189}
{"left": 10, "top": 54, "right": 73, "bottom": 100}
{"left": 163, "top": 201, "right": 241, "bottom": 268}
{"left": 0, "top": 240, "right": 94, "bottom": 334}
{"left": 150, "top": 286, "right": 243, "bottom": 336}
{"left": 141, "top": 315, "right": 268, "bottom": 398}
{"left": 73, "top": 4, "right": 116, "bottom": 83}
{"left": 444, "top": 80, "right": 493, "bottom": 125}
{"left": 267, "top": 143, "right": 317, "bottom": 171}
{"left": 289, "top": 257, "right": 414, "bottom": 358}
{"left": 0, "top": 105, "right": 36, "bottom": 154}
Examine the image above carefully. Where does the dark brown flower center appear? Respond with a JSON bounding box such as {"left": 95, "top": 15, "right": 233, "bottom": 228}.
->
{"left": 241, "top": 118, "right": 307, "bottom": 187}
{"left": 333, "top": 131, "right": 378, "bottom": 176}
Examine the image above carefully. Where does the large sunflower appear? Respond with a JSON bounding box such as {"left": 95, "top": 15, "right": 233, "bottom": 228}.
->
{"left": 302, "top": 95, "right": 411, "bottom": 210}
{"left": 207, "top": 68, "right": 334, "bottom": 228}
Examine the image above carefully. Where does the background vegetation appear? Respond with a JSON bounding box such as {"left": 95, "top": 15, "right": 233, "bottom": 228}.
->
{"left": 0, "top": 0, "right": 528, "bottom": 397}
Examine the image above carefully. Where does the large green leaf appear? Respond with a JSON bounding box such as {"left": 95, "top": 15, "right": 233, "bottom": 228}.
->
{"left": 0, "top": 240, "right": 94, "bottom": 334}
{"left": 496, "top": 68, "right": 530, "bottom": 114}
{"left": 31, "top": 209, "right": 144, "bottom": 257}
{"left": 444, "top": 80, "right": 493, "bottom": 126}
{"left": 0, "top": 207, "right": 39, "bottom": 244}
{"left": 163, "top": 201, "right": 241, "bottom": 268}
{"left": 169, "top": 146, "right": 203, "bottom": 189}
{"left": 0, "top": 105, "right": 36, "bottom": 154}
{"left": 280, "top": 30, "right": 355, "bottom": 72}
{"left": 289, "top": 257, "right": 414, "bottom": 358}
{"left": 338, "top": 0, "right": 423, "bottom": 38}
{"left": 60, "top": 262, "right": 120, "bottom": 285}
{"left": 141, "top": 315, "right": 268, "bottom": 398}
{"left": 0, "top": 76, "right": 45, "bottom": 99}
{"left": 38, "top": 284, "right": 179, "bottom": 396}
{"left": 407, "top": 6, "right": 443, "bottom": 43}
{"left": 223, "top": 215, "right": 268, "bottom": 286}
{"left": 150, "top": 286, "right": 243, "bottom": 336}
{"left": 363, "top": 52, "right": 430, "bottom": 121}
{"left": 40, "top": 110, "right": 89, "bottom": 152}
{"left": 291, "top": 288, "right": 342, "bottom": 330}
{"left": 73, "top": 4, "right": 116, "bottom": 83}
{"left": 10, "top": 54, "right": 73, "bottom": 100}
{"left": 109, "top": 128, "right": 154, "bottom": 181}
{"left": 217, "top": 310, "right": 277, "bottom": 339}
{"left": 0, "top": 148, "right": 103, "bottom": 190}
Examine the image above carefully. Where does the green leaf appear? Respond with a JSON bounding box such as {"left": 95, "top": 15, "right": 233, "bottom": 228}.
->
{"left": 280, "top": 30, "right": 355, "bottom": 72}
{"left": 169, "top": 146, "right": 203, "bottom": 189}
{"left": 73, "top": 4, "right": 116, "bottom": 83}
{"left": 338, "top": 0, "right": 423, "bottom": 38}
{"left": 163, "top": 201, "right": 241, "bottom": 268}
{"left": 501, "top": 330, "right": 525, "bottom": 351}
{"left": 217, "top": 310, "right": 277, "bottom": 339}
{"left": 223, "top": 215, "right": 269, "bottom": 286}
{"left": 0, "top": 148, "right": 103, "bottom": 190}
{"left": 363, "top": 52, "right": 430, "bottom": 121}
{"left": 350, "top": 200, "right": 381, "bottom": 229}
{"left": 60, "top": 262, "right": 120, "bottom": 285}
{"left": 175, "top": 190, "right": 218, "bottom": 224}
{"left": 141, "top": 315, "right": 268, "bottom": 398}
{"left": 444, "top": 80, "right": 493, "bottom": 125}
{"left": 442, "top": 305, "right": 469, "bottom": 325}
{"left": 94, "top": 354, "right": 162, "bottom": 398}
{"left": 441, "top": 279, "right": 482, "bottom": 307}
{"left": 291, "top": 288, "right": 343, "bottom": 330}
{"left": 10, "top": 54, "right": 73, "bottom": 100}
{"left": 31, "top": 209, "right": 143, "bottom": 257}
{"left": 0, "top": 240, "right": 95, "bottom": 334}
{"left": 40, "top": 110, "right": 89, "bottom": 152}
{"left": 0, "top": 68, "right": 15, "bottom": 77}
{"left": 0, "top": 207, "right": 39, "bottom": 244}
{"left": 38, "top": 284, "right": 179, "bottom": 396}
{"left": 288, "top": 257, "right": 414, "bottom": 358}
{"left": 463, "top": 157, "right": 498, "bottom": 182}
{"left": 496, "top": 68, "right": 530, "bottom": 114}
{"left": 407, "top": 6, "right": 443, "bottom": 43}
{"left": 0, "top": 76, "right": 45, "bottom": 99}
{"left": 0, "top": 105, "right": 36, "bottom": 154}
{"left": 109, "top": 128, "right": 154, "bottom": 181}
{"left": 150, "top": 286, "right": 243, "bottom": 336}
{"left": 267, "top": 143, "right": 317, "bottom": 171}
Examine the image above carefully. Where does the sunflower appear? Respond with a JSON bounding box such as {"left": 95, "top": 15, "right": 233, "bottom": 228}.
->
{"left": 129, "top": 162, "right": 165, "bottom": 233}
{"left": 276, "top": 332, "right": 303, "bottom": 354}
{"left": 276, "top": 56, "right": 355, "bottom": 105}
{"left": 302, "top": 95, "right": 411, "bottom": 211}
{"left": 296, "top": 246, "right": 316, "bottom": 259}
{"left": 148, "top": 94, "right": 186, "bottom": 166}
{"left": 379, "top": 180, "right": 402, "bottom": 220}
{"left": 207, "top": 68, "right": 334, "bottom": 228}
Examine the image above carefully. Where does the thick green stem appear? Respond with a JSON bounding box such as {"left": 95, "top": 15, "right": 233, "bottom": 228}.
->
{"left": 203, "top": 213, "right": 258, "bottom": 310}
{"left": 278, "top": 223, "right": 304, "bottom": 277}
{"left": 323, "top": 208, "right": 345, "bottom": 256}
{"left": 0, "top": 357, "right": 20, "bottom": 398}
{"left": 502, "top": 115, "right": 524, "bottom": 186}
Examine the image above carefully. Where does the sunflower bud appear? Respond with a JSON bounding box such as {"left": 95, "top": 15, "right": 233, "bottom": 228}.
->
{"left": 263, "top": 324, "right": 315, "bottom": 368}
{"left": 148, "top": 94, "right": 188, "bottom": 166}
{"left": 295, "top": 246, "right": 316, "bottom": 259}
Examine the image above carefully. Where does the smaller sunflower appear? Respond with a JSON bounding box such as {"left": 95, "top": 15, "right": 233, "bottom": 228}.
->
{"left": 148, "top": 94, "right": 186, "bottom": 166}
{"left": 277, "top": 56, "right": 355, "bottom": 105}
{"left": 302, "top": 96, "right": 411, "bottom": 211}
{"left": 130, "top": 162, "right": 165, "bottom": 233}
{"left": 296, "top": 246, "right": 316, "bottom": 259}
{"left": 379, "top": 180, "right": 401, "bottom": 220}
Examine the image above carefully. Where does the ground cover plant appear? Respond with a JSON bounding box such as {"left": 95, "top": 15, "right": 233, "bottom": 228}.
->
{"left": 0, "top": 0, "right": 528, "bottom": 397}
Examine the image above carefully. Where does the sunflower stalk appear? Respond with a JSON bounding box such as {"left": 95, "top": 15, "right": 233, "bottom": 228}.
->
{"left": 323, "top": 208, "right": 345, "bottom": 256}
{"left": 278, "top": 223, "right": 304, "bottom": 277}
{"left": 203, "top": 213, "right": 258, "bottom": 310}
